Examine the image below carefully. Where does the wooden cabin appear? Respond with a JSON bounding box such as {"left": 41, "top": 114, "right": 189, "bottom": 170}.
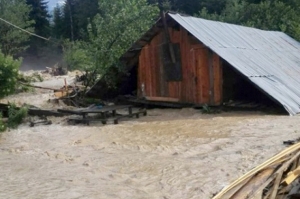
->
{"left": 137, "top": 23, "right": 223, "bottom": 106}
{"left": 88, "top": 12, "right": 300, "bottom": 115}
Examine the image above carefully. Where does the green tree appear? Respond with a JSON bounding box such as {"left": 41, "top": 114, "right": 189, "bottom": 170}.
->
{"left": 52, "top": 4, "right": 64, "bottom": 39}
{"left": 26, "top": 0, "right": 50, "bottom": 53}
{"left": 147, "top": 0, "right": 227, "bottom": 15}
{"left": 199, "top": 0, "right": 300, "bottom": 41}
{"left": 26, "top": 0, "right": 50, "bottom": 37}
{"left": 64, "top": 0, "right": 159, "bottom": 86}
{"left": 0, "top": 0, "right": 34, "bottom": 56}
{"left": 62, "top": 0, "right": 76, "bottom": 40}
{"left": 58, "top": 0, "right": 99, "bottom": 41}
{"left": 73, "top": 0, "right": 98, "bottom": 40}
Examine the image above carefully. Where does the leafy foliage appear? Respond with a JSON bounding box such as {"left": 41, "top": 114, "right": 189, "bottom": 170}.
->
{"left": 0, "top": 103, "right": 28, "bottom": 132}
{"left": 63, "top": 0, "right": 159, "bottom": 87}
{"left": 0, "top": 0, "right": 34, "bottom": 55}
{"left": 7, "top": 103, "right": 28, "bottom": 129}
{"left": 147, "top": 0, "right": 226, "bottom": 15}
{"left": 0, "top": 52, "right": 21, "bottom": 98}
{"left": 198, "top": 0, "right": 300, "bottom": 41}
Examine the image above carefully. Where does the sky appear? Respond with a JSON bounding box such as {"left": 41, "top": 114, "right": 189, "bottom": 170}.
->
{"left": 48, "top": 0, "right": 64, "bottom": 9}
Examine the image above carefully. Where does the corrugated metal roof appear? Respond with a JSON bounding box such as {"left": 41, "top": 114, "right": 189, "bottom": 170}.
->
{"left": 168, "top": 13, "right": 300, "bottom": 115}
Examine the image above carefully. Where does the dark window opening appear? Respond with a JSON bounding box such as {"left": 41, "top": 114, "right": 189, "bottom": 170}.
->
{"left": 160, "top": 43, "right": 182, "bottom": 81}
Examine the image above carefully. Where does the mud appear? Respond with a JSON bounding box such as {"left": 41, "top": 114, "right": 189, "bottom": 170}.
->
{"left": 0, "top": 107, "right": 299, "bottom": 199}
{"left": 1, "top": 71, "right": 299, "bottom": 198}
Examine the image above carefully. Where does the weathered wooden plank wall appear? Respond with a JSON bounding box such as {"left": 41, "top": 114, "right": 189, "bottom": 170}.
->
{"left": 138, "top": 26, "right": 223, "bottom": 105}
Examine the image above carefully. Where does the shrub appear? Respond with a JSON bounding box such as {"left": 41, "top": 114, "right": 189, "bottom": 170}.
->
{"left": 0, "top": 51, "right": 21, "bottom": 98}
{"left": 0, "top": 103, "right": 28, "bottom": 132}
{"left": 201, "top": 104, "right": 221, "bottom": 114}
{"left": 7, "top": 103, "right": 28, "bottom": 129}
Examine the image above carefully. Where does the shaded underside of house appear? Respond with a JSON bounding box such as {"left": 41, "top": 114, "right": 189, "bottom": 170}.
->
{"left": 87, "top": 12, "right": 300, "bottom": 115}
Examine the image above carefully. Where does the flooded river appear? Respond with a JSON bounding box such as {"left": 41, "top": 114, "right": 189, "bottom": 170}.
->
{"left": 0, "top": 108, "right": 299, "bottom": 199}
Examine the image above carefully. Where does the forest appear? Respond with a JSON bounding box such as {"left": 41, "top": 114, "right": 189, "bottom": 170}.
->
{"left": 0, "top": 0, "right": 300, "bottom": 97}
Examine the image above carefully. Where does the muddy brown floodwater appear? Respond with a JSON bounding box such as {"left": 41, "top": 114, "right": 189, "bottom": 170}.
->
{"left": 0, "top": 106, "right": 300, "bottom": 199}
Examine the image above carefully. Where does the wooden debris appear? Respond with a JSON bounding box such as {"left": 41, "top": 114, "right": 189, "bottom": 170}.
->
{"left": 212, "top": 143, "right": 300, "bottom": 199}
{"left": 28, "top": 108, "right": 67, "bottom": 117}
{"left": 145, "top": 96, "right": 180, "bottom": 102}
{"left": 44, "top": 65, "right": 67, "bottom": 76}
{"left": 59, "top": 105, "right": 147, "bottom": 126}
{"left": 29, "top": 118, "right": 52, "bottom": 127}
{"left": 230, "top": 168, "right": 275, "bottom": 199}
{"left": 281, "top": 167, "right": 300, "bottom": 186}
{"left": 54, "top": 89, "right": 74, "bottom": 98}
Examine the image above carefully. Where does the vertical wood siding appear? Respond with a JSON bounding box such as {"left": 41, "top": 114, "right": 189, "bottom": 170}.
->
{"left": 138, "top": 26, "right": 223, "bottom": 105}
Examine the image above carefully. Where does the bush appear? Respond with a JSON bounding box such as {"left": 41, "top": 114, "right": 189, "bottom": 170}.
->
{"left": 0, "top": 103, "right": 28, "bottom": 132}
{"left": 7, "top": 103, "right": 28, "bottom": 129}
{"left": 0, "top": 51, "right": 21, "bottom": 98}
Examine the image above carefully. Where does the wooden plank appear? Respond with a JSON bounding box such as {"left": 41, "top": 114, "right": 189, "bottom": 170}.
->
{"left": 142, "top": 46, "right": 147, "bottom": 97}
{"left": 149, "top": 39, "right": 155, "bottom": 97}
{"left": 168, "top": 28, "right": 176, "bottom": 98}
{"left": 169, "top": 82, "right": 174, "bottom": 99}
{"left": 186, "top": 35, "right": 193, "bottom": 103}
{"left": 281, "top": 166, "right": 300, "bottom": 185}
{"left": 174, "top": 29, "right": 182, "bottom": 99}
{"left": 138, "top": 45, "right": 144, "bottom": 97}
{"left": 181, "top": 27, "right": 188, "bottom": 102}
{"left": 213, "top": 53, "right": 222, "bottom": 105}
{"left": 208, "top": 50, "right": 215, "bottom": 104}
{"left": 189, "top": 43, "right": 197, "bottom": 103}
{"left": 219, "top": 59, "right": 223, "bottom": 103}
{"left": 154, "top": 33, "right": 162, "bottom": 97}
{"left": 192, "top": 44, "right": 206, "bottom": 104}
{"left": 144, "top": 44, "right": 151, "bottom": 97}
{"left": 81, "top": 105, "right": 132, "bottom": 113}
{"left": 212, "top": 147, "right": 300, "bottom": 199}
{"left": 194, "top": 49, "right": 200, "bottom": 104}
{"left": 230, "top": 168, "right": 275, "bottom": 199}
{"left": 145, "top": 96, "right": 179, "bottom": 102}
{"left": 68, "top": 117, "right": 107, "bottom": 125}
{"left": 174, "top": 29, "right": 181, "bottom": 99}
{"left": 199, "top": 48, "right": 210, "bottom": 104}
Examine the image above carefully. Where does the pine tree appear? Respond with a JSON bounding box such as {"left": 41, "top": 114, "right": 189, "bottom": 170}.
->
{"left": 52, "top": 5, "right": 64, "bottom": 39}
{"left": 26, "top": 0, "right": 50, "bottom": 54}
{"left": 26, "top": 0, "right": 50, "bottom": 37}
{"left": 62, "top": 0, "right": 76, "bottom": 41}
{"left": 61, "top": 0, "right": 99, "bottom": 41}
